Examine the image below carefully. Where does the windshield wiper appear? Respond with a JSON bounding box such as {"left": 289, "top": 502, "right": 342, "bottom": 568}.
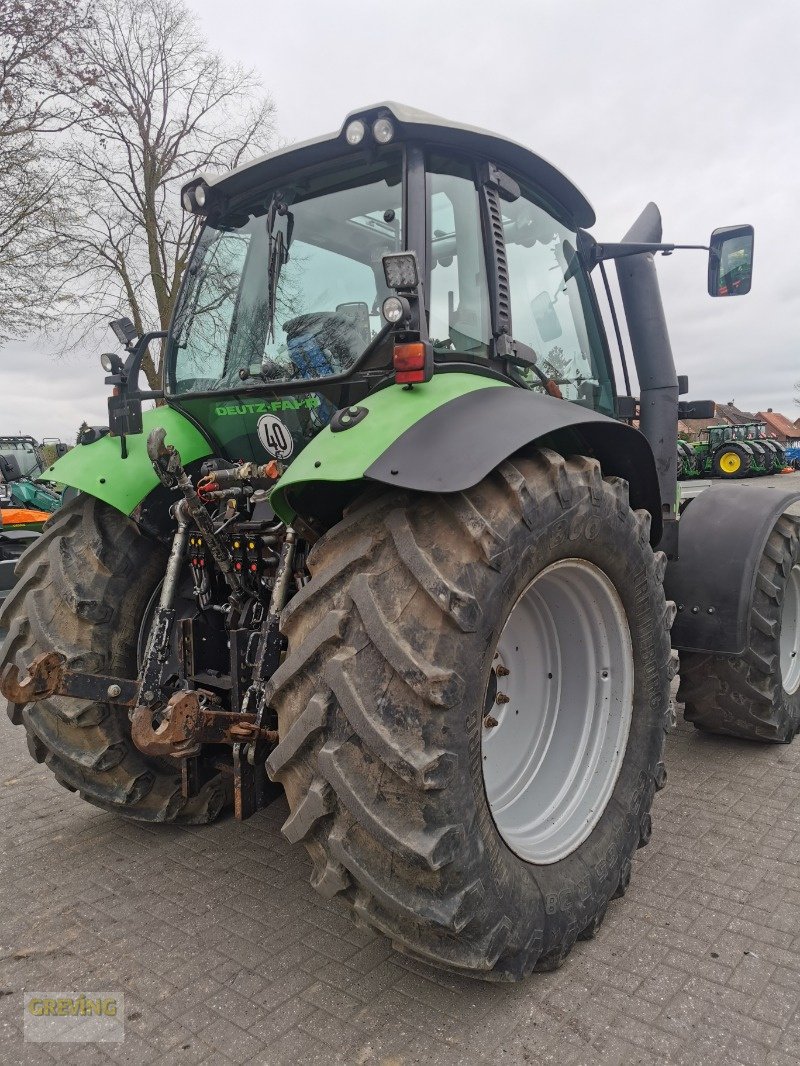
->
{"left": 172, "top": 265, "right": 205, "bottom": 348}
{"left": 265, "top": 192, "right": 293, "bottom": 345}
{"left": 266, "top": 229, "right": 285, "bottom": 345}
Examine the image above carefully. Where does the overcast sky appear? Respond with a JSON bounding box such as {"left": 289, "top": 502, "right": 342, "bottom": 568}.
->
{"left": 2, "top": 0, "right": 798, "bottom": 440}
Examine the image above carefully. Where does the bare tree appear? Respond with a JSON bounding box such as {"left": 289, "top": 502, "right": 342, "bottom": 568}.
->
{"left": 0, "top": 140, "right": 68, "bottom": 338}
{"left": 54, "top": 0, "right": 276, "bottom": 388}
{"left": 0, "top": 1, "right": 96, "bottom": 339}
{"left": 0, "top": 0, "right": 95, "bottom": 139}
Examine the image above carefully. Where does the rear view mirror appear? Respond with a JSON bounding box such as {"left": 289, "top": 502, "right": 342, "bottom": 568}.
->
{"left": 0, "top": 453, "right": 22, "bottom": 483}
{"left": 708, "top": 225, "right": 753, "bottom": 297}
{"left": 531, "top": 291, "right": 562, "bottom": 342}
{"left": 678, "top": 400, "right": 716, "bottom": 419}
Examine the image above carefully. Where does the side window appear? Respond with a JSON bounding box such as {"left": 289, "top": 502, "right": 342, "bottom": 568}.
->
{"left": 174, "top": 229, "right": 252, "bottom": 388}
{"left": 503, "top": 193, "right": 614, "bottom": 413}
{"left": 428, "top": 162, "right": 491, "bottom": 358}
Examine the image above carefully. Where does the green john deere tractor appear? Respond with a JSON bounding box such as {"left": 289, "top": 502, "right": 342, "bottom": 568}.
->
{"left": 742, "top": 422, "right": 786, "bottom": 472}
{"left": 679, "top": 422, "right": 785, "bottom": 480}
{"left": 2, "top": 104, "right": 795, "bottom": 981}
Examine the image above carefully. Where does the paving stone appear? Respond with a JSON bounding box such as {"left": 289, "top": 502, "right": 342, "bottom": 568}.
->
{"left": 4, "top": 706, "right": 800, "bottom": 1064}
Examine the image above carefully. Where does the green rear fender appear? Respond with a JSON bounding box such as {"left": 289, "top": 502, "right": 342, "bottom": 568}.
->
{"left": 270, "top": 374, "right": 509, "bottom": 523}
{"left": 270, "top": 372, "right": 662, "bottom": 544}
{"left": 42, "top": 407, "right": 212, "bottom": 516}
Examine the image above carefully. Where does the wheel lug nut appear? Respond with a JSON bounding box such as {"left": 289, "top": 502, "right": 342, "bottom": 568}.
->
{"left": 483, "top": 714, "right": 499, "bottom": 729}
{"left": 495, "top": 693, "right": 510, "bottom": 704}
{"left": 495, "top": 665, "right": 510, "bottom": 677}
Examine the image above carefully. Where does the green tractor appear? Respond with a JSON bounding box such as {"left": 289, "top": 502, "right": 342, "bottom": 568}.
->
{"left": 684, "top": 422, "right": 785, "bottom": 480}
{"left": 0, "top": 437, "right": 66, "bottom": 603}
{"left": 741, "top": 422, "right": 786, "bottom": 472}
{"left": 0, "top": 436, "right": 65, "bottom": 515}
{"left": 704, "top": 424, "right": 760, "bottom": 479}
{"left": 2, "top": 104, "right": 796, "bottom": 981}
{"left": 677, "top": 437, "right": 702, "bottom": 479}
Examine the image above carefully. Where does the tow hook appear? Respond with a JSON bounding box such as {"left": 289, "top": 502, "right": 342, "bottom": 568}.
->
{"left": 130, "top": 689, "right": 278, "bottom": 758}
{"left": 0, "top": 653, "right": 278, "bottom": 761}
{"left": 1, "top": 651, "right": 138, "bottom": 708}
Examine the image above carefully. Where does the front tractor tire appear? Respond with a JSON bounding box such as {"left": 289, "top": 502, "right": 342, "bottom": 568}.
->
{"left": 267, "top": 450, "right": 674, "bottom": 980}
{"left": 0, "top": 495, "right": 229, "bottom": 823}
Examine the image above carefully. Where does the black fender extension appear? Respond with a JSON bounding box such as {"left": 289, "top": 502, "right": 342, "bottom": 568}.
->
{"left": 665, "top": 484, "right": 800, "bottom": 654}
{"left": 364, "top": 387, "right": 663, "bottom": 546}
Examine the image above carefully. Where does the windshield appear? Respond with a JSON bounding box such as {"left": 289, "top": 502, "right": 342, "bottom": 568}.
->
{"left": 170, "top": 152, "right": 403, "bottom": 393}
{"left": 0, "top": 440, "right": 41, "bottom": 479}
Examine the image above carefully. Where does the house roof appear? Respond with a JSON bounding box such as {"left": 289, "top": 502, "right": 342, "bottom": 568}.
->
{"left": 714, "top": 403, "right": 759, "bottom": 426}
{"left": 680, "top": 416, "right": 724, "bottom": 436}
{"left": 757, "top": 411, "right": 800, "bottom": 439}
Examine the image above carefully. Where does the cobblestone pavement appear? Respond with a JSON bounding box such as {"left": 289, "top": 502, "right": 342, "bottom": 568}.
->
{"left": 2, "top": 699, "right": 800, "bottom": 1066}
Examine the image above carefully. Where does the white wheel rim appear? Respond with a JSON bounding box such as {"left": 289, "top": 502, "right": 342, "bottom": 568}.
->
{"left": 481, "top": 559, "right": 634, "bottom": 865}
{"left": 780, "top": 564, "right": 800, "bottom": 694}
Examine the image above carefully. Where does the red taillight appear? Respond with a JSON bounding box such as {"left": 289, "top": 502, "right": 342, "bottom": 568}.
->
{"left": 394, "top": 342, "right": 428, "bottom": 384}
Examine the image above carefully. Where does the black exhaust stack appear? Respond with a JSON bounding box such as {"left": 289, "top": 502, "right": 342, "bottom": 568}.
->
{"left": 615, "top": 203, "right": 679, "bottom": 554}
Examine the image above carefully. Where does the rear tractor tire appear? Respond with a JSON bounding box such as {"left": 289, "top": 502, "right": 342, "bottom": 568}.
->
{"left": 680, "top": 513, "right": 800, "bottom": 741}
{"left": 748, "top": 443, "right": 769, "bottom": 477}
{"left": 0, "top": 494, "right": 230, "bottom": 822}
{"left": 267, "top": 450, "right": 675, "bottom": 980}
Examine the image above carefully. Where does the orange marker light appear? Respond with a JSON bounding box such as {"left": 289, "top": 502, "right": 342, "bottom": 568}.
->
{"left": 393, "top": 342, "right": 429, "bottom": 384}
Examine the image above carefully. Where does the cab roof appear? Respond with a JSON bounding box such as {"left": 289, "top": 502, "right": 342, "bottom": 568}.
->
{"left": 197, "top": 101, "right": 595, "bottom": 228}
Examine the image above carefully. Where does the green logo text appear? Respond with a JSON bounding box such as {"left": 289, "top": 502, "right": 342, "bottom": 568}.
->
{"left": 214, "top": 397, "right": 321, "bottom": 417}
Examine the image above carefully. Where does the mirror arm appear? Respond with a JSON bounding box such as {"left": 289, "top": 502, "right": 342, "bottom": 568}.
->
{"left": 104, "top": 330, "right": 167, "bottom": 457}
{"left": 124, "top": 330, "right": 167, "bottom": 397}
{"left": 104, "top": 331, "right": 166, "bottom": 395}
{"left": 579, "top": 230, "right": 710, "bottom": 267}
{"left": 589, "top": 241, "right": 708, "bottom": 264}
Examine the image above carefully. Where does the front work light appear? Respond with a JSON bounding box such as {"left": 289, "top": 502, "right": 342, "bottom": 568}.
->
{"left": 345, "top": 119, "right": 366, "bottom": 145}
{"left": 181, "top": 181, "right": 210, "bottom": 215}
{"left": 383, "top": 252, "right": 419, "bottom": 291}
{"left": 372, "top": 117, "right": 394, "bottom": 144}
{"left": 109, "top": 316, "right": 138, "bottom": 348}
{"left": 100, "top": 351, "right": 125, "bottom": 374}
{"left": 381, "top": 295, "right": 410, "bottom": 324}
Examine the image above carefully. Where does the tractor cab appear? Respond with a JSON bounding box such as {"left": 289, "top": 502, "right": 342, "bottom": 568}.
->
{"left": 165, "top": 103, "right": 617, "bottom": 470}
{"left": 0, "top": 436, "right": 63, "bottom": 515}
{"left": 0, "top": 436, "right": 44, "bottom": 484}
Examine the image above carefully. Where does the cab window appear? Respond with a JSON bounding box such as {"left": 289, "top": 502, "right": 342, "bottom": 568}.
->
{"left": 427, "top": 157, "right": 491, "bottom": 359}
{"left": 503, "top": 190, "right": 614, "bottom": 414}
